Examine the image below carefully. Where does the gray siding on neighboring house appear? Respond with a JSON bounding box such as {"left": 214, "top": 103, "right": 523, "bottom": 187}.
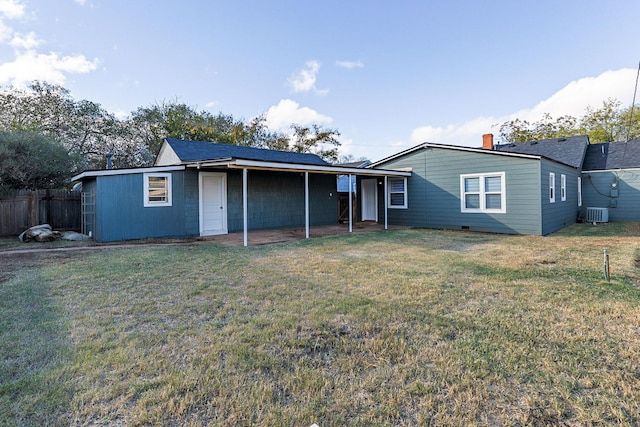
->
{"left": 540, "top": 160, "right": 581, "bottom": 235}
{"left": 582, "top": 169, "right": 640, "bottom": 222}
{"left": 92, "top": 170, "right": 199, "bottom": 242}
{"left": 226, "top": 170, "right": 338, "bottom": 232}
{"left": 373, "top": 146, "right": 546, "bottom": 235}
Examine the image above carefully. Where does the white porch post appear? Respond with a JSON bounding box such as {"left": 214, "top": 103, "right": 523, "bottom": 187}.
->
{"left": 384, "top": 176, "right": 388, "bottom": 230}
{"left": 243, "top": 168, "right": 248, "bottom": 247}
{"left": 305, "top": 172, "right": 310, "bottom": 239}
{"left": 348, "top": 174, "right": 353, "bottom": 233}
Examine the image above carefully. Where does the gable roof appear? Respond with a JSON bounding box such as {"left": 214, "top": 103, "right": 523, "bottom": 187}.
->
{"left": 368, "top": 141, "right": 543, "bottom": 168}
{"left": 582, "top": 140, "right": 640, "bottom": 170}
{"left": 494, "top": 135, "right": 589, "bottom": 169}
{"left": 159, "top": 138, "right": 331, "bottom": 167}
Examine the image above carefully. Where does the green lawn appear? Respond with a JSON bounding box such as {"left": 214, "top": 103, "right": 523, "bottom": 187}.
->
{"left": 1, "top": 224, "right": 639, "bottom": 426}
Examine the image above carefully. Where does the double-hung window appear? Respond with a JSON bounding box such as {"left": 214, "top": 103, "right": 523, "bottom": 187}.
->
{"left": 460, "top": 172, "right": 506, "bottom": 213}
{"left": 144, "top": 173, "right": 172, "bottom": 207}
{"left": 388, "top": 177, "right": 408, "bottom": 209}
{"left": 549, "top": 173, "right": 555, "bottom": 203}
{"left": 561, "top": 174, "right": 566, "bottom": 201}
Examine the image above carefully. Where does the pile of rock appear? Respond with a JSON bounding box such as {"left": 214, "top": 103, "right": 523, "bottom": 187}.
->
{"left": 18, "top": 224, "right": 91, "bottom": 242}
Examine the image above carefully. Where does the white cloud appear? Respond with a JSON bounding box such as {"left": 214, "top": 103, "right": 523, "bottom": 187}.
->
{"left": 0, "top": 19, "right": 11, "bottom": 42}
{"left": 407, "top": 68, "right": 639, "bottom": 149}
{"left": 9, "top": 31, "right": 40, "bottom": 49}
{"left": 518, "top": 69, "right": 637, "bottom": 121}
{"left": 0, "top": 0, "right": 100, "bottom": 88}
{"left": 204, "top": 100, "right": 219, "bottom": 110}
{"left": 0, "top": 0, "right": 25, "bottom": 19}
{"left": 287, "top": 60, "right": 328, "bottom": 95}
{"left": 336, "top": 60, "right": 364, "bottom": 69}
{"left": 265, "top": 99, "right": 332, "bottom": 131}
{"left": 0, "top": 50, "right": 98, "bottom": 87}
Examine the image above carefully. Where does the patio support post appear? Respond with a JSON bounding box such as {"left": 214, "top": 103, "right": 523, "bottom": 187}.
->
{"left": 305, "top": 171, "right": 310, "bottom": 239}
{"left": 348, "top": 174, "right": 353, "bottom": 233}
{"left": 243, "top": 168, "right": 248, "bottom": 247}
{"left": 384, "top": 176, "right": 388, "bottom": 230}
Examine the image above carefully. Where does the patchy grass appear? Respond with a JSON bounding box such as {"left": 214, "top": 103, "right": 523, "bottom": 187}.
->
{"left": 1, "top": 226, "right": 640, "bottom": 426}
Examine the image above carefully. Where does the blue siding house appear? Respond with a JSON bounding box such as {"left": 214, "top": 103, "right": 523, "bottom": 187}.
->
{"left": 73, "top": 135, "right": 640, "bottom": 243}
{"left": 581, "top": 140, "right": 640, "bottom": 221}
{"left": 72, "top": 139, "right": 409, "bottom": 244}
{"left": 365, "top": 135, "right": 587, "bottom": 235}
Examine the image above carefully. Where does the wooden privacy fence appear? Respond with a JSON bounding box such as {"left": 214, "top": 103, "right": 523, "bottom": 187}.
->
{"left": 0, "top": 189, "right": 81, "bottom": 237}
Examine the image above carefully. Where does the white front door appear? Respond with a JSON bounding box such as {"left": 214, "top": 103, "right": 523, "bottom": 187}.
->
{"left": 199, "top": 172, "right": 227, "bottom": 236}
{"left": 361, "top": 179, "right": 378, "bottom": 221}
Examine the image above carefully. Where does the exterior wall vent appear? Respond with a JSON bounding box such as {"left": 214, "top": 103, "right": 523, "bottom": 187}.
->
{"left": 585, "top": 207, "right": 609, "bottom": 223}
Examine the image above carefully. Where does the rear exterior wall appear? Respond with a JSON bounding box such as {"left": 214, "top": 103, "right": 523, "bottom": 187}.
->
{"left": 581, "top": 169, "right": 640, "bottom": 222}
{"left": 373, "top": 147, "right": 544, "bottom": 235}
{"left": 540, "top": 159, "right": 581, "bottom": 235}
{"left": 224, "top": 170, "right": 338, "bottom": 232}
{"left": 92, "top": 170, "right": 199, "bottom": 242}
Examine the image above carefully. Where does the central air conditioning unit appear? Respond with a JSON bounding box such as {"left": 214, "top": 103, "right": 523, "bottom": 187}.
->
{"left": 585, "top": 207, "right": 609, "bottom": 223}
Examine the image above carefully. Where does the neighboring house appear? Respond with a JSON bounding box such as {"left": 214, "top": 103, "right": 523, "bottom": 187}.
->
{"left": 365, "top": 135, "right": 588, "bottom": 235}
{"left": 72, "top": 138, "right": 409, "bottom": 244}
{"left": 581, "top": 140, "right": 640, "bottom": 221}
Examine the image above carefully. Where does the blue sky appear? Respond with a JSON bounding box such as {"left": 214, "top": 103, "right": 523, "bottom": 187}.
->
{"left": 1, "top": 0, "right": 639, "bottom": 161}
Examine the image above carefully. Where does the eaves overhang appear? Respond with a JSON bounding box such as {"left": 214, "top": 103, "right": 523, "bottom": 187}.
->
{"left": 71, "top": 165, "right": 186, "bottom": 182}
{"left": 187, "top": 158, "right": 412, "bottom": 177}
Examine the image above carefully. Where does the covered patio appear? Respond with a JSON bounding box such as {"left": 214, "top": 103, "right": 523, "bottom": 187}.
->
{"left": 188, "top": 158, "right": 412, "bottom": 246}
{"left": 197, "top": 222, "right": 408, "bottom": 246}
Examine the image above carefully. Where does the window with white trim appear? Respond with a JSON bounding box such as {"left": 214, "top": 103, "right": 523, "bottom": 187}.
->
{"left": 561, "top": 174, "right": 566, "bottom": 201}
{"left": 549, "top": 173, "right": 555, "bottom": 203}
{"left": 460, "top": 172, "right": 506, "bottom": 213}
{"left": 388, "top": 177, "right": 407, "bottom": 209}
{"left": 577, "top": 177, "right": 582, "bottom": 207}
{"left": 144, "top": 173, "right": 172, "bottom": 207}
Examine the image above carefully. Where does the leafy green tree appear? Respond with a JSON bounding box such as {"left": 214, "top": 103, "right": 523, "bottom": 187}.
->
{"left": 129, "top": 101, "right": 248, "bottom": 156}
{"left": 0, "top": 82, "right": 147, "bottom": 168}
{"left": 0, "top": 131, "right": 82, "bottom": 189}
{"left": 285, "top": 124, "right": 341, "bottom": 162}
{"left": 0, "top": 82, "right": 347, "bottom": 169}
{"left": 497, "top": 98, "right": 640, "bottom": 144}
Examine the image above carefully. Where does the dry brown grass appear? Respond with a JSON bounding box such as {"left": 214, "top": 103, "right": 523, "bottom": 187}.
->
{"left": 1, "top": 224, "right": 639, "bottom": 426}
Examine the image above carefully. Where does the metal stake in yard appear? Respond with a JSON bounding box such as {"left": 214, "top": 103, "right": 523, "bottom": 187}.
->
{"left": 603, "top": 248, "right": 610, "bottom": 282}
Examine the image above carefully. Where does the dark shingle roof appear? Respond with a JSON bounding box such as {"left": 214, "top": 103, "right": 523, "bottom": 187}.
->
{"left": 582, "top": 140, "right": 640, "bottom": 170}
{"left": 494, "top": 135, "right": 589, "bottom": 168}
{"left": 164, "top": 138, "right": 331, "bottom": 166}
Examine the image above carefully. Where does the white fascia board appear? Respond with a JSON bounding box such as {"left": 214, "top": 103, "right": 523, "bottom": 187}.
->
{"left": 72, "top": 165, "right": 185, "bottom": 181}
{"left": 194, "top": 158, "right": 412, "bottom": 176}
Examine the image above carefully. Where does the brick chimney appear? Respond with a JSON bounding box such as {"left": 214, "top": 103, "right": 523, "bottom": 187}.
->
{"left": 482, "top": 133, "right": 494, "bottom": 150}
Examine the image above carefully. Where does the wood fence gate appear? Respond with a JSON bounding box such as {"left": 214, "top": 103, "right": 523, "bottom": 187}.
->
{"left": 0, "top": 190, "right": 81, "bottom": 237}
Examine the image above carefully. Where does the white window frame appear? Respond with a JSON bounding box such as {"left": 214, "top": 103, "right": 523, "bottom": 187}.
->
{"left": 144, "top": 172, "right": 172, "bottom": 207}
{"left": 387, "top": 177, "right": 408, "bottom": 209}
{"left": 561, "top": 174, "right": 566, "bottom": 201}
{"left": 549, "top": 173, "right": 555, "bottom": 203}
{"left": 460, "top": 172, "right": 506, "bottom": 214}
{"left": 577, "top": 177, "right": 582, "bottom": 207}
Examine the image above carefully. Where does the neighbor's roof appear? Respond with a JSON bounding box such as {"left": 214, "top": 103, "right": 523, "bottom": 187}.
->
{"left": 582, "top": 140, "right": 640, "bottom": 170}
{"left": 163, "top": 138, "right": 331, "bottom": 166}
{"left": 494, "top": 135, "right": 589, "bottom": 169}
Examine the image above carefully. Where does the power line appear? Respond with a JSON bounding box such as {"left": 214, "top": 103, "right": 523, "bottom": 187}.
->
{"left": 626, "top": 60, "right": 640, "bottom": 143}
